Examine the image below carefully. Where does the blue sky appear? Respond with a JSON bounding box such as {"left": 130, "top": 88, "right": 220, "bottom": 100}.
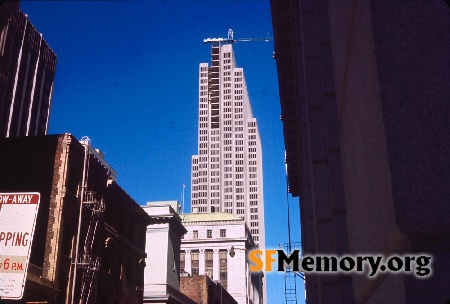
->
{"left": 20, "top": 1, "right": 303, "bottom": 303}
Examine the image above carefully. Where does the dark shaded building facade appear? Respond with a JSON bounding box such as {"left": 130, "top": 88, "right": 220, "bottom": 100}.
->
{"left": 0, "top": 2, "right": 57, "bottom": 138}
{"left": 271, "top": 1, "right": 450, "bottom": 303}
{"left": 0, "top": 134, "right": 151, "bottom": 303}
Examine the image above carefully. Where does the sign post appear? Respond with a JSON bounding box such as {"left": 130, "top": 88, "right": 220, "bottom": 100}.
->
{"left": 0, "top": 193, "right": 40, "bottom": 300}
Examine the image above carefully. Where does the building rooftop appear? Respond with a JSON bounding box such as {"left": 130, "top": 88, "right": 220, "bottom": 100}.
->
{"left": 146, "top": 200, "right": 180, "bottom": 213}
{"left": 181, "top": 212, "right": 243, "bottom": 223}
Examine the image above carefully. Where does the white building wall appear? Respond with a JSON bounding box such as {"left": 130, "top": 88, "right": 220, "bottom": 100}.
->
{"left": 226, "top": 242, "right": 247, "bottom": 304}
{"left": 142, "top": 205, "right": 185, "bottom": 298}
{"left": 144, "top": 223, "right": 170, "bottom": 295}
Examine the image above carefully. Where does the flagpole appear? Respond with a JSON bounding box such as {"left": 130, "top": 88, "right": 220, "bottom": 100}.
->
{"left": 182, "top": 183, "right": 185, "bottom": 214}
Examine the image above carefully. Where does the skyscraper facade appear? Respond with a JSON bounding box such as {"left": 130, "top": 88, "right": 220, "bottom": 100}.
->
{"left": 0, "top": 6, "right": 57, "bottom": 138}
{"left": 190, "top": 43, "right": 265, "bottom": 248}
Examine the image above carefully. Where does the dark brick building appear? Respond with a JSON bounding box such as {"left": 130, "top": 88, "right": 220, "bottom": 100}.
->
{"left": 0, "top": 133, "right": 152, "bottom": 303}
{"left": 180, "top": 274, "right": 237, "bottom": 304}
{"left": 271, "top": 1, "right": 450, "bottom": 303}
{"left": 0, "top": 2, "right": 57, "bottom": 138}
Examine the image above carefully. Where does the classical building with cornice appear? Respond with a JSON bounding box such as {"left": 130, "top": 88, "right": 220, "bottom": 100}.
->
{"left": 180, "top": 212, "right": 263, "bottom": 304}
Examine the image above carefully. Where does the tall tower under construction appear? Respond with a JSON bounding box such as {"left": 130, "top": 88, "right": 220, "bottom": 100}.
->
{"left": 190, "top": 42, "right": 265, "bottom": 248}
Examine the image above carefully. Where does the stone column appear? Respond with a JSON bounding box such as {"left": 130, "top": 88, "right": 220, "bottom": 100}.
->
{"left": 199, "top": 249, "right": 205, "bottom": 275}
{"left": 185, "top": 250, "right": 191, "bottom": 275}
{"left": 213, "top": 249, "right": 220, "bottom": 281}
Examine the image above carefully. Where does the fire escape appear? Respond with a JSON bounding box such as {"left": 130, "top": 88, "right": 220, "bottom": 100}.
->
{"left": 280, "top": 242, "right": 302, "bottom": 304}
{"left": 71, "top": 137, "right": 114, "bottom": 304}
{"left": 77, "top": 191, "right": 104, "bottom": 304}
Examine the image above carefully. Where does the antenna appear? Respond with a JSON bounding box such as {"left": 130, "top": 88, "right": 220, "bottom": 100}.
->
{"left": 228, "top": 29, "right": 234, "bottom": 40}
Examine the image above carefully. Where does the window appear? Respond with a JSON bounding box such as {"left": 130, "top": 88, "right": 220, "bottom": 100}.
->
{"left": 219, "top": 250, "right": 227, "bottom": 264}
{"left": 193, "top": 230, "right": 198, "bottom": 239}
{"left": 203, "top": 249, "right": 214, "bottom": 278}
{"left": 206, "top": 266, "right": 213, "bottom": 278}
{"left": 191, "top": 251, "right": 199, "bottom": 262}
{"left": 205, "top": 250, "right": 213, "bottom": 262}
{"left": 207, "top": 230, "right": 212, "bottom": 238}
{"left": 219, "top": 266, "right": 228, "bottom": 289}
{"left": 220, "top": 229, "right": 226, "bottom": 237}
{"left": 180, "top": 251, "right": 185, "bottom": 273}
{"left": 191, "top": 251, "right": 199, "bottom": 275}
{"left": 220, "top": 266, "right": 227, "bottom": 281}
{"left": 192, "top": 267, "right": 199, "bottom": 275}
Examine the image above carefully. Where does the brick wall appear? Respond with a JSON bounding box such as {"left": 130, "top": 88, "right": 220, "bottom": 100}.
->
{"left": 180, "top": 274, "right": 237, "bottom": 304}
{"left": 0, "top": 134, "right": 151, "bottom": 304}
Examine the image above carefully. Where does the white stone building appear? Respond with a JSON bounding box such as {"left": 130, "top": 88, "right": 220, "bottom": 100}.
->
{"left": 190, "top": 42, "right": 265, "bottom": 249}
{"left": 180, "top": 212, "right": 263, "bottom": 304}
{"left": 142, "top": 202, "right": 196, "bottom": 304}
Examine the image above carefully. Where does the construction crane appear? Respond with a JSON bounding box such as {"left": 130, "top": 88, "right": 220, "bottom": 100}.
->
{"left": 203, "top": 29, "right": 272, "bottom": 44}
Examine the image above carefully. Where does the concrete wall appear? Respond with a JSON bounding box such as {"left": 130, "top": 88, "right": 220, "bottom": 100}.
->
{"left": 272, "top": 0, "right": 450, "bottom": 303}
{"left": 328, "top": 1, "right": 450, "bottom": 303}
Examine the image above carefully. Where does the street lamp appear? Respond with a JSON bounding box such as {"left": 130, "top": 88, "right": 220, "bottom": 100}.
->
{"left": 229, "top": 246, "right": 235, "bottom": 258}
